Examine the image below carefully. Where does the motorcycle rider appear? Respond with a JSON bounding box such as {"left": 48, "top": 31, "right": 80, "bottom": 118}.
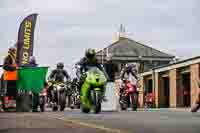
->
{"left": 48, "top": 62, "right": 70, "bottom": 103}
{"left": 49, "top": 62, "right": 70, "bottom": 82}
{"left": 120, "top": 63, "right": 138, "bottom": 83}
{"left": 120, "top": 63, "right": 138, "bottom": 80}
{"left": 76, "top": 48, "right": 109, "bottom": 102}
{"left": 120, "top": 63, "right": 139, "bottom": 98}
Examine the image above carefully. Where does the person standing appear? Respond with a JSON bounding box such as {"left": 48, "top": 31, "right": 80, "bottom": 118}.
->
{"left": 21, "top": 56, "right": 39, "bottom": 112}
{"left": 28, "top": 56, "right": 39, "bottom": 112}
{"left": 3, "top": 46, "right": 18, "bottom": 99}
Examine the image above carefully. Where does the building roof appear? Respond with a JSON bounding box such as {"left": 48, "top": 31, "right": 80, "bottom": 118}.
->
{"left": 97, "top": 37, "right": 175, "bottom": 62}
{"left": 153, "top": 56, "right": 200, "bottom": 70}
{"left": 141, "top": 56, "right": 200, "bottom": 76}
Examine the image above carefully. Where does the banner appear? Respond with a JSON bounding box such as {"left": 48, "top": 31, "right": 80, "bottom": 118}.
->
{"left": 17, "top": 67, "right": 48, "bottom": 94}
{"left": 16, "top": 13, "right": 38, "bottom": 65}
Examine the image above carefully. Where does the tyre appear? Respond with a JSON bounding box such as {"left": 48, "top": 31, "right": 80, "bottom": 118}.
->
{"left": 120, "top": 106, "right": 127, "bottom": 110}
{"left": 82, "top": 107, "right": 90, "bottom": 113}
{"left": 59, "top": 93, "right": 66, "bottom": 111}
{"left": 70, "top": 106, "right": 74, "bottom": 109}
{"left": 91, "top": 90, "right": 101, "bottom": 114}
{"left": 120, "top": 101, "right": 127, "bottom": 110}
{"left": 60, "top": 105, "right": 65, "bottom": 111}
{"left": 76, "top": 104, "right": 80, "bottom": 109}
{"left": 130, "top": 93, "right": 138, "bottom": 111}
{"left": 75, "top": 95, "right": 81, "bottom": 109}
{"left": 119, "top": 96, "right": 127, "bottom": 111}
{"left": 39, "top": 97, "right": 45, "bottom": 105}
{"left": 81, "top": 105, "right": 90, "bottom": 113}
{"left": 40, "top": 104, "right": 45, "bottom": 112}
{"left": 70, "top": 95, "right": 75, "bottom": 109}
{"left": 67, "top": 96, "right": 71, "bottom": 107}
{"left": 52, "top": 105, "right": 58, "bottom": 111}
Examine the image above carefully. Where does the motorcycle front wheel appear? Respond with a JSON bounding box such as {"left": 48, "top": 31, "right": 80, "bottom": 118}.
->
{"left": 59, "top": 93, "right": 66, "bottom": 111}
{"left": 91, "top": 90, "right": 101, "bottom": 114}
{"left": 81, "top": 103, "right": 90, "bottom": 113}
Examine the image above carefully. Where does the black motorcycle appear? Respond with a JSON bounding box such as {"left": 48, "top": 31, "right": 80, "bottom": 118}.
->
{"left": 70, "top": 80, "right": 80, "bottom": 109}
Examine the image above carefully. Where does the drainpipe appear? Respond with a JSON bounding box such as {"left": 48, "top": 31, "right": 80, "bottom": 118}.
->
{"left": 152, "top": 68, "right": 156, "bottom": 108}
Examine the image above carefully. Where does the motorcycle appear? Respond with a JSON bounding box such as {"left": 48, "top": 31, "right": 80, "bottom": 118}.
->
{"left": 2, "top": 96, "right": 16, "bottom": 112}
{"left": 70, "top": 79, "right": 80, "bottom": 109}
{"left": 49, "top": 81, "right": 67, "bottom": 111}
{"left": 144, "top": 93, "right": 155, "bottom": 108}
{"left": 65, "top": 81, "right": 73, "bottom": 108}
{"left": 81, "top": 67, "right": 107, "bottom": 114}
{"left": 47, "top": 81, "right": 54, "bottom": 107}
{"left": 39, "top": 87, "right": 47, "bottom": 112}
{"left": 119, "top": 79, "right": 138, "bottom": 111}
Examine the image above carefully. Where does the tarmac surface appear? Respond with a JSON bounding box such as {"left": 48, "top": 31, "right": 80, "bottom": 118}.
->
{"left": 0, "top": 108, "right": 200, "bottom": 133}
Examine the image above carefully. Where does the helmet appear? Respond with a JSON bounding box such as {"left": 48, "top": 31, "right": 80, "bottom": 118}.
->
{"left": 85, "top": 48, "right": 96, "bottom": 59}
{"left": 8, "top": 46, "right": 17, "bottom": 54}
{"left": 29, "top": 56, "right": 36, "bottom": 64}
{"left": 126, "top": 63, "right": 137, "bottom": 73}
{"left": 57, "top": 62, "right": 64, "bottom": 69}
{"left": 73, "top": 78, "right": 78, "bottom": 82}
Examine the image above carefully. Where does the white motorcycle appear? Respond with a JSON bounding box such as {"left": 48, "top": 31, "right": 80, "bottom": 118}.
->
{"left": 51, "top": 82, "right": 67, "bottom": 111}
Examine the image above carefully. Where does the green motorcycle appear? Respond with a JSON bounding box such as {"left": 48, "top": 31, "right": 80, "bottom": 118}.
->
{"left": 80, "top": 66, "right": 107, "bottom": 114}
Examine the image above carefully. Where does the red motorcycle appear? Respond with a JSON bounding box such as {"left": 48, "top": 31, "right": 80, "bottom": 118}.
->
{"left": 119, "top": 79, "right": 138, "bottom": 111}
{"left": 2, "top": 96, "right": 16, "bottom": 111}
{"left": 144, "top": 93, "right": 155, "bottom": 108}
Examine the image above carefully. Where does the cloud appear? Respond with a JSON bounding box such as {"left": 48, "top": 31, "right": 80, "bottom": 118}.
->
{"left": 0, "top": 0, "right": 200, "bottom": 76}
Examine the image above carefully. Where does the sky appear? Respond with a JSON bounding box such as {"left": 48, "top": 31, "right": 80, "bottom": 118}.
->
{"left": 0, "top": 0, "right": 199, "bottom": 77}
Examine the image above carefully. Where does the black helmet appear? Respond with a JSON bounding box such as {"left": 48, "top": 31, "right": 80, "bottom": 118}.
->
{"left": 126, "top": 63, "right": 137, "bottom": 73}
{"left": 57, "top": 62, "right": 64, "bottom": 69}
{"left": 29, "top": 56, "right": 36, "bottom": 64}
{"left": 73, "top": 78, "right": 78, "bottom": 82}
{"left": 85, "top": 48, "right": 96, "bottom": 59}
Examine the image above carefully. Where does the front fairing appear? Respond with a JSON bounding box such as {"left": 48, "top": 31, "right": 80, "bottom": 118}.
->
{"left": 53, "top": 82, "right": 66, "bottom": 92}
{"left": 85, "top": 67, "right": 107, "bottom": 87}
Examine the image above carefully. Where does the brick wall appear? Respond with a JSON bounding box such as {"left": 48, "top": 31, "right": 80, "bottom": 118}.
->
{"left": 154, "top": 72, "right": 160, "bottom": 108}
{"left": 190, "top": 64, "right": 199, "bottom": 106}
{"left": 138, "top": 77, "right": 144, "bottom": 107}
{"left": 169, "top": 69, "right": 177, "bottom": 107}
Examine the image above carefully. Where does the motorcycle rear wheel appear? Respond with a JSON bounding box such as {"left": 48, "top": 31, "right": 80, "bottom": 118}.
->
{"left": 81, "top": 105, "right": 90, "bottom": 113}
{"left": 120, "top": 106, "right": 127, "bottom": 110}
{"left": 40, "top": 105, "right": 45, "bottom": 112}
{"left": 130, "top": 93, "right": 138, "bottom": 111}
{"left": 52, "top": 105, "right": 58, "bottom": 111}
